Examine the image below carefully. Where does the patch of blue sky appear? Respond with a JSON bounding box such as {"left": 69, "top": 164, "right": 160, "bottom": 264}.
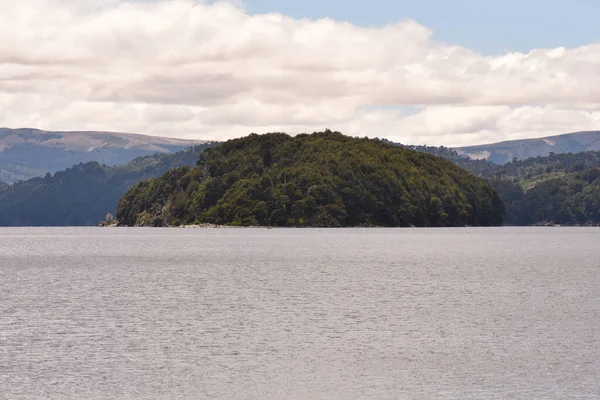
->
{"left": 242, "top": 0, "right": 600, "bottom": 54}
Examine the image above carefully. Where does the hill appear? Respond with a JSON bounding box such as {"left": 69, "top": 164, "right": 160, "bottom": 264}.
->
{"left": 454, "top": 131, "right": 600, "bottom": 164}
{"left": 117, "top": 131, "right": 505, "bottom": 227}
{"left": 404, "top": 141, "right": 600, "bottom": 225}
{"left": 378, "top": 138, "right": 500, "bottom": 177}
{"left": 485, "top": 152, "right": 600, "bottom": 225}
{"left": 384, "top": 137, "right": 600, "bottom": 225}
{"left": 0, "top": 143, "right": 217, "bottom": 226}
{"left": 0, "top": 128, "right": 209, "bottom": 183}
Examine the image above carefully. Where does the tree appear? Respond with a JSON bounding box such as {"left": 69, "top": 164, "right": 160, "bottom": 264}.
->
{"left": 117, "top": 131, "right": 505, "bottom": 227}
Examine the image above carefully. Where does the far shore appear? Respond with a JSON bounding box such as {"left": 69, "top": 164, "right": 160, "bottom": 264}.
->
{"left": 96, "top": 223, "right": 600, "bottom": 229}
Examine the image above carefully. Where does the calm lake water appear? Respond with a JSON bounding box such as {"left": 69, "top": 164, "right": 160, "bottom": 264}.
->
{"left": 1, "top": 227, "right": 599, "bottom": 399}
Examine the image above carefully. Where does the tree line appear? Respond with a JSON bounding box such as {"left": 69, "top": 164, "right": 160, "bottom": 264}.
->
{"left": 0, "top": 144, "right": 216, "bottom": 226}
{"left": 117, "top": 131, "right": 505, "bottom": 227}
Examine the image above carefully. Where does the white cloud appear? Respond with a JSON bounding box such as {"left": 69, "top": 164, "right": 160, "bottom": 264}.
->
{"left": 0, "top": 0, "right": 599, "bottom": 146}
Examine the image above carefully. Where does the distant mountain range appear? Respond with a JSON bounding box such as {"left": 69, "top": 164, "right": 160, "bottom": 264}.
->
{"left": 0, "top": 128, "right": 209, "bottom": 183}
{"left": 0, "top": 144, "right": 217, "bottom": 226}
{"left": 454, "top": 131, "right": 600, "bottom": 164}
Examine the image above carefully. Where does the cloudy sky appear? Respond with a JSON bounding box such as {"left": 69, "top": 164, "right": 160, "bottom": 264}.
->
{"left": 1, "top": 0, "right": 599, "bottom": 146}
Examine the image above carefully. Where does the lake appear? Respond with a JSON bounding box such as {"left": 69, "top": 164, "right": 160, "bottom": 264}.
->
{"left": 1, "top": 227, "right": 599, "bottom": 399}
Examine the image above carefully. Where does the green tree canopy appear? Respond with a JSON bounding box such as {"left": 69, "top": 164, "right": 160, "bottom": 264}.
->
{"left": 117, "top": 131, "right": 504, "bottom": 227}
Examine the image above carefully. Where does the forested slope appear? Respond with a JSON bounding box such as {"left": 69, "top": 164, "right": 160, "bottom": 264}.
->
{"left": 0, "top": 128, "right": 209, "bottom": 184}
{"left": 117, "top": 131, "right": 505, "bottom": 227}
{"left": 488, "top": 154, "right": 600, "bottom": 225}
{"left": 0, "top": 144, "right": 216, "bottom": 226}
{"left": 386, "top": 138, "right": 600, "bottom": 225}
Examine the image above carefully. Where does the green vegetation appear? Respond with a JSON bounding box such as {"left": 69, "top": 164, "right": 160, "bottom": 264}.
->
{"left": 484, "top": 151, "right": 600, "bottom": 184}
{"left": 0, "top": 144, "right": 216, "bottom": 226}
{"left": 386, "top": 139, "right": 600, "bottom": 225}
{"left": 4, "top": 129, "right": 598, "bottom": 228}
{"left": 486, "top": 153, "right": 600, "bottom": 225}
{"left": 379, "top": 138, "right": 500, "bottom": 177}
{"left": 117, "top": 131, "right": 505, "bottom": 227}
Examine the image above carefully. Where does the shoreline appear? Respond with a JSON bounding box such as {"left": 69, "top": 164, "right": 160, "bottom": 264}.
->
{"left": 101, "top": 223, "right": 600, "bottom": 229}
{"left": 3, "top": 224, "right": 600, "bottom": 229}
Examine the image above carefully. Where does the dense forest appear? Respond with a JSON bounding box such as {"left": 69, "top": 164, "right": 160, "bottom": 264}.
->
{"left": 486, "top": 153, "right": 600, "bottom": 225}
{"left": 0, "top": 144, "right": 216, "bottom": 226}
{"left": 117, "top": 131, "right": 505, "bottom": 227}
{"left": 387, "top": 139, "right": 600, "bottom": 226}
{"left": 379, "top": 138, "right": 502, "bottom": 177}
{"left": 2, "top": 130, "right": 599, "bottom": 227}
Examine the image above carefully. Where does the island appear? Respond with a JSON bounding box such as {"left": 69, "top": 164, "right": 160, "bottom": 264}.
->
{"left": 116, "top": 131, "right": 505, "bottom": 227}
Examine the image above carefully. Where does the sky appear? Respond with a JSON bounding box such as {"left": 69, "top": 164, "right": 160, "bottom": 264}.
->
{"left": 0, "top": 0, "right": 599, "bottom": 146}
{"left": 244, "top": 0, "right": 600, "bottom": 54}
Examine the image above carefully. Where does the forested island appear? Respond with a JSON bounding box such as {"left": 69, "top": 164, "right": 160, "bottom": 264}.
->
{"left": 2, "top": 130, "right": 600, "bottom": 227}
{"left": 116, "top": 131, "right": 505, "bottom": 227}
